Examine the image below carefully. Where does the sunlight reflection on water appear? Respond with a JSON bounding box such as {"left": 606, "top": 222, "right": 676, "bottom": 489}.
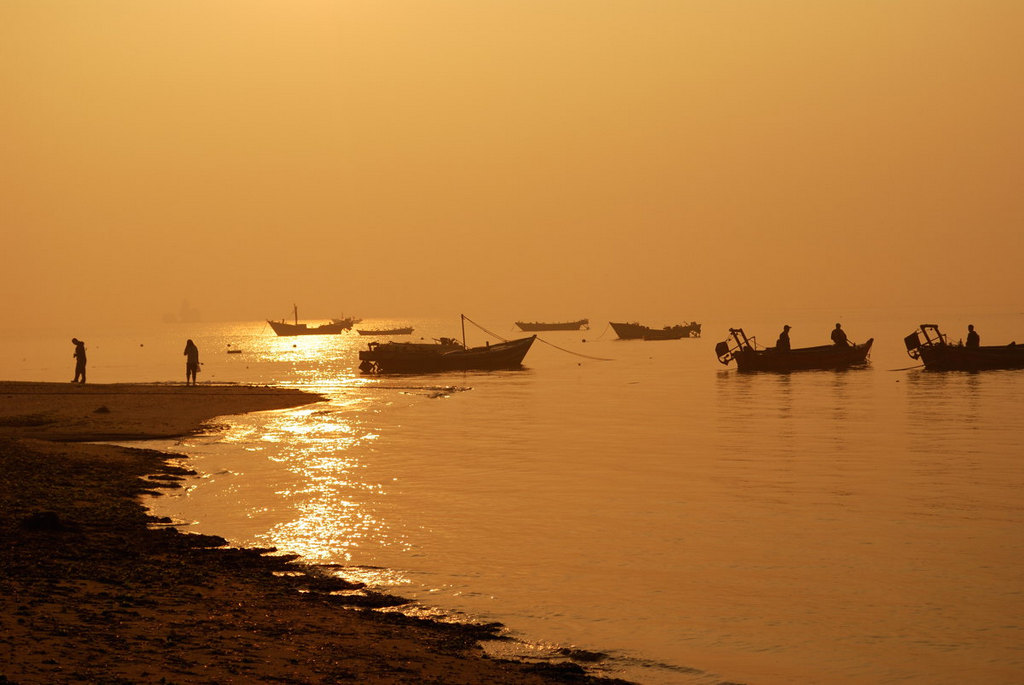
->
{"left": 128, "top": 314, "right": 1024, "bottom": 685}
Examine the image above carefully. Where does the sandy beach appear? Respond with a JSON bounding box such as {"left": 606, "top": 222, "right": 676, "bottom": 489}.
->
{"left": 0, "top": 382, "right": 627, "bottom": 684}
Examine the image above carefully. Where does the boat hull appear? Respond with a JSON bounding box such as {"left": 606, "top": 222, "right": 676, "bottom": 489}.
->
{"left": 916, "top": 344, "right": 1024, "bottom": 371}
{"left": 732, "top": 339, "right": 874, "bottom": 372}
{"left": 611, "top": 321, "right": 701, "bottom": 340}
{"left": 359, "top": 336, "right": 536, "bottom": 374}
{"left": 267, "top": 320, "right": 353, "bottom": 336}
{"left": 515, "top": 319, "right": 588, "bottom": 331}
{"left": 356, "top": 327, "right": 414, "bottom": 336}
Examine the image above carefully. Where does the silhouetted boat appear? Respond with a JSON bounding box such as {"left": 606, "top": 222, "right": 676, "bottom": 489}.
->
{"left": 904, "top": 324, "right": 1024, "bottom": 370}
{"left": 356, "top": 327, "right": 414, "bottom": 336}
{"left": 268, "top": 305, "right": 358, "bottom": 336}
{"left": 515, "top": 319, "right": 589, "bottom": 331}
{"left": 716, "top": 327, "right": 873, "bottom": 371}
{"left": 359, "top": 335, "right": 536, "bottom": 374}
{"left": 610, "top": 321, "right": 701, "bottom": 340}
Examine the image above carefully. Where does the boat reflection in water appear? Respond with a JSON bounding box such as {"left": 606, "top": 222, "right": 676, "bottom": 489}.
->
{"left": 716, "top": 327, "right": 873, "bottom": 372}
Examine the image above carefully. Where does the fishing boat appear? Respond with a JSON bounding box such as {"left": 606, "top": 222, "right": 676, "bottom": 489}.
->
{"left": 356, "top": 326, "right": 414, "bottom": 336}
{"left": 904, "top": 324, "right": 1024, "bottom": 370}
{"left": 515, "top": 319, "right": 589, "bottom": 331}
{"left": 611, "top": 321, "right": 702, "bottom": 340}
{"left": 359, "top": 315, "right": 535, "bottom": 374}
{"left": 267, "top": 305, "right": 358, "bottom": 336}
{"left": 715, "top": 327, "right": 873, "bottom": 372}
{"left": 359, "top": 336, "right": 535, "bottom": 374}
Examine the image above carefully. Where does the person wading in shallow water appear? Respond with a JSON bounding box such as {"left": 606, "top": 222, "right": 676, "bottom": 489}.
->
{"left": 966, "top": 324, "right": 980, "bottom": 348}
{"left": 776, "top": 325, "right": 791, "bottom": 352}
{"left": 71, "top": 338, "right": 86, "bottom": 383}
{"left": 184, "top": 339, "right": 200, "bottom": 385}
{"left": 831, "top": 323, "right": 850, "bottom": 347}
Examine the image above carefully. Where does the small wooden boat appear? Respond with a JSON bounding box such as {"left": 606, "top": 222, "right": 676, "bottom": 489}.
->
{"left": 515, "top": 319, "right": 589, "bottom": 331}
{"left": 356, "top": 327, "right": 414, "bottom": 336}
{"left": 359, "top": 335, "right": 536, "bottom": 374}
{"left": 267, "top": 305, "right": 358, "bottom": 336}
{"left": 611, "top": 321, "right": 701, "bottom": 340}
{"left": 716, "top": 328, "right": 873, "bottom": 372}
{"left": 904, "top": 324, "right": 1024, "bottom": 371}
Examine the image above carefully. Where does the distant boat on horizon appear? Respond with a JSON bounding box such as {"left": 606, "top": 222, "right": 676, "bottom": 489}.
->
{"left": 515, "top": 319, "right": 589, "bottom": 332}
{"left": 904, "top": 323, "right": 1024, "bottom": 370}
{"left": 267, "top": 305, "right": 359, "bottom": 336}
{"left": 356, "top": 326, "right": 415, "bottom": 336}
{"left": 610, "top": 321, "right": 702, "bottom": 340}
{"left": 715, "top": 327, "right": 873, "bottom": 372}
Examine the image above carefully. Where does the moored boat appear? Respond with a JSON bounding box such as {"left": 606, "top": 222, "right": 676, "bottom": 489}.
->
{"left": 268, "top": 305, "right": 358, "bottom": 336}
{"left": 359, "top": 335, "right": 536, "bottom": 374}
{"left": 356, "top": 327, "right": 414, "bottom": 336}
{"left": 716, "top": 327, "right": 873, "bottom": 372}
{"left": 515, "top": 319, "right": 589, "bottom": 331}
{"left": 904, "top": 324, "right": 1024, "bottom": 371}
{"left": 611, "top": 321, "right": 701, "bottom": 340}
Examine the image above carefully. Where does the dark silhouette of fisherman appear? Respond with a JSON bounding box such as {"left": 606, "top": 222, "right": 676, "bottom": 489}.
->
{"left": 71, "top": 338, "right": 86, "bottom": 383}
{"left": 184, "top": 339, "right": 200, "bottom": 385}
{"left": 776, "top": 325, "right": 791, "bottom": 352}
{"left": 966, "top": 324, "right": 980, "bottom": 349}
{"left": 831, "top": 323, "right": 850, "bottom": 347}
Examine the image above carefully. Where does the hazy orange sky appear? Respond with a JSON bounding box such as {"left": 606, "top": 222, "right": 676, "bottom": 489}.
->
{"left": 3, "top": 1, "right": 1022, "bottom": 329}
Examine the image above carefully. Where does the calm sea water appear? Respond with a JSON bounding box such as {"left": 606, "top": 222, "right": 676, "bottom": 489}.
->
{"left": 2, "top": 309, "right": 1022, "bottom": 684}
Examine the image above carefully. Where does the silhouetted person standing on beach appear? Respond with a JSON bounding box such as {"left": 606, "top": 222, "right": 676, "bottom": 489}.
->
{"left": 184, "top": 339, "right": 200, "bottom": 385}
{"left": 966, "top": 324, "right": 980, "bottom": 348}
{"left": 831, "top": 323, "right": 850, "bottom": 347}
{"left": 776, "top": 325, "right": 791, "bottom": 352}
{"left": 71, "top": 338, "right": 86, "bottom": 383}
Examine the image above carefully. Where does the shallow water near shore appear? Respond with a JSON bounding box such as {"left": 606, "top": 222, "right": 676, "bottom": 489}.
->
{"left": 3, "top": 309, "right": 1023, "bottom": 684}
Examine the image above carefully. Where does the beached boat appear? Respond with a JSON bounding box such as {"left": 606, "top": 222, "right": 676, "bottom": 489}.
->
{"left": 268, "top": 305, "right": 358, "bottom": 336}
{"left": 904, "top": 324, "right": 1024, "bottom": 371}
{"left": 356, "top": 327, "right": 414, "bottom": 336}
{"left": 359, "top": 335, "right": 536, "bottom": 374}
{"left": 715, "top": 327, "right": 873, "bottom": 371}
{"left": 610, "top": 321, "right": 702, "bottom": 340}
{"left": 515, "top": 319, "right": 589, "bottom": 331}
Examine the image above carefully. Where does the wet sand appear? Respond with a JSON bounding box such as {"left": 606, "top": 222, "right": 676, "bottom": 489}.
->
{"left": 0, "top": 382, "right": 626, "bottom": 684}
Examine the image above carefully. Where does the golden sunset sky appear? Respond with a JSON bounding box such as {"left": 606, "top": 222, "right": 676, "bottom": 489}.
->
{"left": 2, "top": 1, "right": 1022, "bottom": 328}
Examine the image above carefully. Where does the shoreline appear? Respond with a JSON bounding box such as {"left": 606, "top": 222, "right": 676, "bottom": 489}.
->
{"left": 0, "top": 382, "right": 629, "bottom": 683}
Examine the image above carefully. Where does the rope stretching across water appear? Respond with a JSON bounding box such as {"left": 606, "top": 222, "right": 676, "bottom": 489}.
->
{"left": 461, "top": 315, "right": 613, "bottom": 362}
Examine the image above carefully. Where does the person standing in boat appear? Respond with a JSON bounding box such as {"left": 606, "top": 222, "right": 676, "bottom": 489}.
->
{"left": 831, "top": 323, "right": 850, "bottom": 347}
{"left": 184, "top": 339, "right": 200, "bottom": 385}
{"left": 71, "top": 338, "right": 87, "bottom": 383}
{"left": 966, "top": 324, "right": 980, "bottom": 348}
{"left": 776, "top": 325, "right": 791, "bottom": 352}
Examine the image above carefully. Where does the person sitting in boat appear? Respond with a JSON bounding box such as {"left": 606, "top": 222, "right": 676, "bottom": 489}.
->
{"left": 776, "top": 325, "right": 791, "bottom": 352}
{"left": 830, "top": 323, "right": 850, "bottom": 347}
{"left": 966, "top": 324, "right": 980, "bottom": 348}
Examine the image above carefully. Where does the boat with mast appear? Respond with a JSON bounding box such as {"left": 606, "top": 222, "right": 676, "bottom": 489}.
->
{"left": 358, "top": 315, "right": 535, "bottom": 374}
{"left": 267, "top": 305, "right": 359, "bottom": 336}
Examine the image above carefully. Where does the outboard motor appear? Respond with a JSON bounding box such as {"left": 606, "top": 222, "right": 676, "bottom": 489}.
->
{"left": 904, "top": 331, "right": 922, "bottom": 359}
{"left": 715, "top": 340, "right": 732, "bottom": 365}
